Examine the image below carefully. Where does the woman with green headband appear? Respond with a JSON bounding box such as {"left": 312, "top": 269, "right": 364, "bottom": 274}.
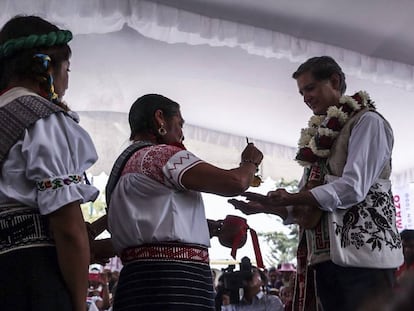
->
{"left": 0, "top": 16, "right": 98, "bottom": 311}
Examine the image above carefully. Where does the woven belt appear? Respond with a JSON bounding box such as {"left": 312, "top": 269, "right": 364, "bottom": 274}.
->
{"left": 0, "top": 204, "right": 54, "bottom": 254}
{"left": 121, "top": 243, "right": 210, "bottom": 264}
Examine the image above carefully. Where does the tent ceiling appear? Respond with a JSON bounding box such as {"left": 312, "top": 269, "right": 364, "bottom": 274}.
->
{"left": 154, "top": 0, "right": 414, "bottom": 65}
{"left": 3, "top": 0, "right": 414, "bottom": 184}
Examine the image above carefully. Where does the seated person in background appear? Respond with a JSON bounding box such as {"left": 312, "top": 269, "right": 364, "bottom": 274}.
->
{"left": 221, "top": 267, "right": 284, "bottom": 311}
{"left": 86, "top": 270, "right": 111, "bottom": 311}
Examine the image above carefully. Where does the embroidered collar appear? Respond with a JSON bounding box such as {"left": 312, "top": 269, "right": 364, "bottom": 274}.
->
{"left": 295, "top": 91, "right": 375, "bottom": 167}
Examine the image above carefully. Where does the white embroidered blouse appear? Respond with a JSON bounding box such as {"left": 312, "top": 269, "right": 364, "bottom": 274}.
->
{"left": 0, "top": 87, "right": 99, "bottom": 214}
{"left": 108, "top": 144, "right": 211, "bottom": 253}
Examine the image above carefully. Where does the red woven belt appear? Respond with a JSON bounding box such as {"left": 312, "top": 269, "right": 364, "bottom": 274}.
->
{"left": 121, "top": 243, "right": 210, "bottom": 264}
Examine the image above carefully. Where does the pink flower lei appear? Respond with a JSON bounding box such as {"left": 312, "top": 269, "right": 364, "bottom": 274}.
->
{"left": 295, "top": 91, "right": 375, "bottom": 167}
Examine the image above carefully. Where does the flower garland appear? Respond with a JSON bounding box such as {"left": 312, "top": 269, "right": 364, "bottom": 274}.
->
{"left": 295, "top": 91, "right": 375, "bottom": 167}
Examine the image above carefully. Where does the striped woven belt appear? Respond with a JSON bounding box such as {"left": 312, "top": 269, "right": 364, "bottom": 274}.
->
{"left": 0, "top": 203, "right": 54, "bottom": 254}
{"left": 121, "top": 243, "right": 210, "bottom": 264}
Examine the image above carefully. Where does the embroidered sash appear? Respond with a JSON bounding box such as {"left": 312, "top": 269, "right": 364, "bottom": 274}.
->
{"left": 0, "top": 204, "right": 54, "bottom": 254}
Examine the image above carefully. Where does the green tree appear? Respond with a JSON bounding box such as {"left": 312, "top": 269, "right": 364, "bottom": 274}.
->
{"left": 260, "top": 224, "right": 298, "bottom": 264}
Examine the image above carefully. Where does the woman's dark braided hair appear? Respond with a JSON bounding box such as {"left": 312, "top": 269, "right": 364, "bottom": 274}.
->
{"left": 0, "top": 15, "right": 72, "bottom": 110}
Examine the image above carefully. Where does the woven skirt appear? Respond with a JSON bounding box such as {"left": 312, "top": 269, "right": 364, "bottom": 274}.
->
{"left": 113, "top": 245, "right": 215, "bottom": 311}
{"left": 0, "top": 247, "right": 72, "bottom": 311}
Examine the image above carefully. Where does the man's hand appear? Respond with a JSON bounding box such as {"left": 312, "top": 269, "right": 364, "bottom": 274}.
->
{"left": 267, "top": 188, "right": 291, "bottom": 205}
{"left": 228, "top": 191, "right": 288, "bottom": 218}
{"left": 227, "top": 198, "right": 267, "bottom": 215}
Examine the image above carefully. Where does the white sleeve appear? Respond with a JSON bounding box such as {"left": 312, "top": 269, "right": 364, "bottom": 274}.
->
{"left": 23, "top": 112, "right": 99, "bottom": 214}
{"left": 311, "top": 112, "right": 393, "bottom": 211}
{"left": 162, "top": 149, "right": 204, "bottom": 190}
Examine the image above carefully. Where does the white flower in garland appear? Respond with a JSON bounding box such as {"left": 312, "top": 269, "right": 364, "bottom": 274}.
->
{"left": 295, "top": 91, "right": 374, "bottom": 167}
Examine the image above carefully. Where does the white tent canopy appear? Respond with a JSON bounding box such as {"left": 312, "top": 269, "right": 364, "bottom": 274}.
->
{"left": 3, "top": 0, "right": 414, "bottom": 186}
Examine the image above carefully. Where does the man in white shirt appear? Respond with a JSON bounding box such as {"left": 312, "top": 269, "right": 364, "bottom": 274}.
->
{"left": 229, "top": 56, "right": 403, "bottom": 311}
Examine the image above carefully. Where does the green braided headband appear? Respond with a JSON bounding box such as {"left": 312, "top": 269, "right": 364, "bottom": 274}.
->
{"left": 0, "top": 29, "right": 73, "bottom": 60}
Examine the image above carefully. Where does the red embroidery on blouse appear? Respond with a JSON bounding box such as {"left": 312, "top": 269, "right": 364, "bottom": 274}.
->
{"left": 122, "top": 145, "right": 183, "bottom": 184}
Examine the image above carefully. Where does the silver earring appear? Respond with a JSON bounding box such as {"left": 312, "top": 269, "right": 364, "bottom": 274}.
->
{"left": 158, "top": 124, "right": 167, "bottom": 136}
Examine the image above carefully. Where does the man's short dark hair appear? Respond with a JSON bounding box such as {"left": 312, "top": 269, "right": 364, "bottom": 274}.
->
{"left": 292, "top": 56, "right": 347, "bottom": 95}
{"left": 400, "top": 229, "right": 414, "bottom": 241}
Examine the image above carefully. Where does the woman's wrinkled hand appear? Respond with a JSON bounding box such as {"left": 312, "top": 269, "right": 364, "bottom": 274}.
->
{"left": 241, "top": 143, "right": 263, "bottom": 167}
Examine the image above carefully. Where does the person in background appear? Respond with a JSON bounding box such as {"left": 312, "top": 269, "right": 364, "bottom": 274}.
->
{"left": 274, "top": 263, "right": 296, "bottom": 290}
{"left": 87, "top": 270, "right": 111, "bottom": 311}
{"left": 221, "top": 267, "right": 284, "bottom": 311}
{"left": 0, "top": 15, "right": 99, "bottom": 311}
{"left": 267, "top": 266, "right": 279, "bottom": 289}
{"left": 229, "top": 56, "right": 403, "bottom": 311}
{"left": 279, "top": 285, "right": 293, "bottom": 311}
{"left": 107, "top": 93, "right": 263, "bottom": 310}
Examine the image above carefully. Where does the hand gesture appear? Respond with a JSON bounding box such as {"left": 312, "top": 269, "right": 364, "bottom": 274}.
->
{"left": 241, "top": 143, "right": 263, "bottom": 167}
{"left": 267, "top": 188, "right": 290, "bottom": 206}
{"left": 228, "top": 191, "right": 289, "bottom": 219}
{"left": 228, "top": 192, "right": 276, "bottom": 215}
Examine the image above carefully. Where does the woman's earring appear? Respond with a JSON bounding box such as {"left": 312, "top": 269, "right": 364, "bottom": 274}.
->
{"left": 158, "top": 124, "right": 167, "bottom": 136}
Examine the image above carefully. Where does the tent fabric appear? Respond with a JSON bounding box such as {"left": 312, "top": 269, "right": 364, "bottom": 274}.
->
{"left": 78, "top": 111, "right": 303, "bottom": 182}
{"left": 2, "top": 0, "right": 414, "bottom": 185}
{"left": 2, "top": 0, "right": 414, "bottom": 91}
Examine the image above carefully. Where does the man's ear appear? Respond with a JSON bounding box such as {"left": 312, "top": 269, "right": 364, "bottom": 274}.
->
{"left": 329, "top": 73, "right": 341, "bottom": 91}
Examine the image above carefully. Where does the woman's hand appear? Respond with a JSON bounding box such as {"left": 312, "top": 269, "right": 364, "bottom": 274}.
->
{"left": 240, "top": 143, "right": 263, "bottom": 168}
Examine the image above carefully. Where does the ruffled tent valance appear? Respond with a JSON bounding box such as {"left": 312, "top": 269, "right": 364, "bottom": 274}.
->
{"left": 2, "top": 0, "right": 414, "bottom": 91}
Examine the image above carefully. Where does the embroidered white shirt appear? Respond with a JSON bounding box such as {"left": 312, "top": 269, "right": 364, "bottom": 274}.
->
{"left": 108, "top": 144, "right": 210, "bottom": 253}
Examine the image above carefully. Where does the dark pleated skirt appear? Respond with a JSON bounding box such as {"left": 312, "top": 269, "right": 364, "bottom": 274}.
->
{"left": 0, "top": 247, "right": 72, "bottom": 311}
{"left": 113, "top": 259, "right": 215, "bottom": 311}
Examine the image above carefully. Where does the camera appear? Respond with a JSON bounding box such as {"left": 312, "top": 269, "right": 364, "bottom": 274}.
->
{"left": 220, "top": 256, "right": 253, "bottom": 304}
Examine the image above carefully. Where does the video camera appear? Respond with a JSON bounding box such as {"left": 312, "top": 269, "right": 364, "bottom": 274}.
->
{"left": 220, "top": 256, "right": 253, "bottom": 304}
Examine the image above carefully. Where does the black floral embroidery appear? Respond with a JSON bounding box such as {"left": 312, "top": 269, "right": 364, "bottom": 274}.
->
{"left": 333, "top": 183, "right": 401, "bottom": 251}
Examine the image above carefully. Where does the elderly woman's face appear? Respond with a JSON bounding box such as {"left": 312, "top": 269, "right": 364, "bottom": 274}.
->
{"left": 164, "top": 110, "right": 184, "bottom": 144}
